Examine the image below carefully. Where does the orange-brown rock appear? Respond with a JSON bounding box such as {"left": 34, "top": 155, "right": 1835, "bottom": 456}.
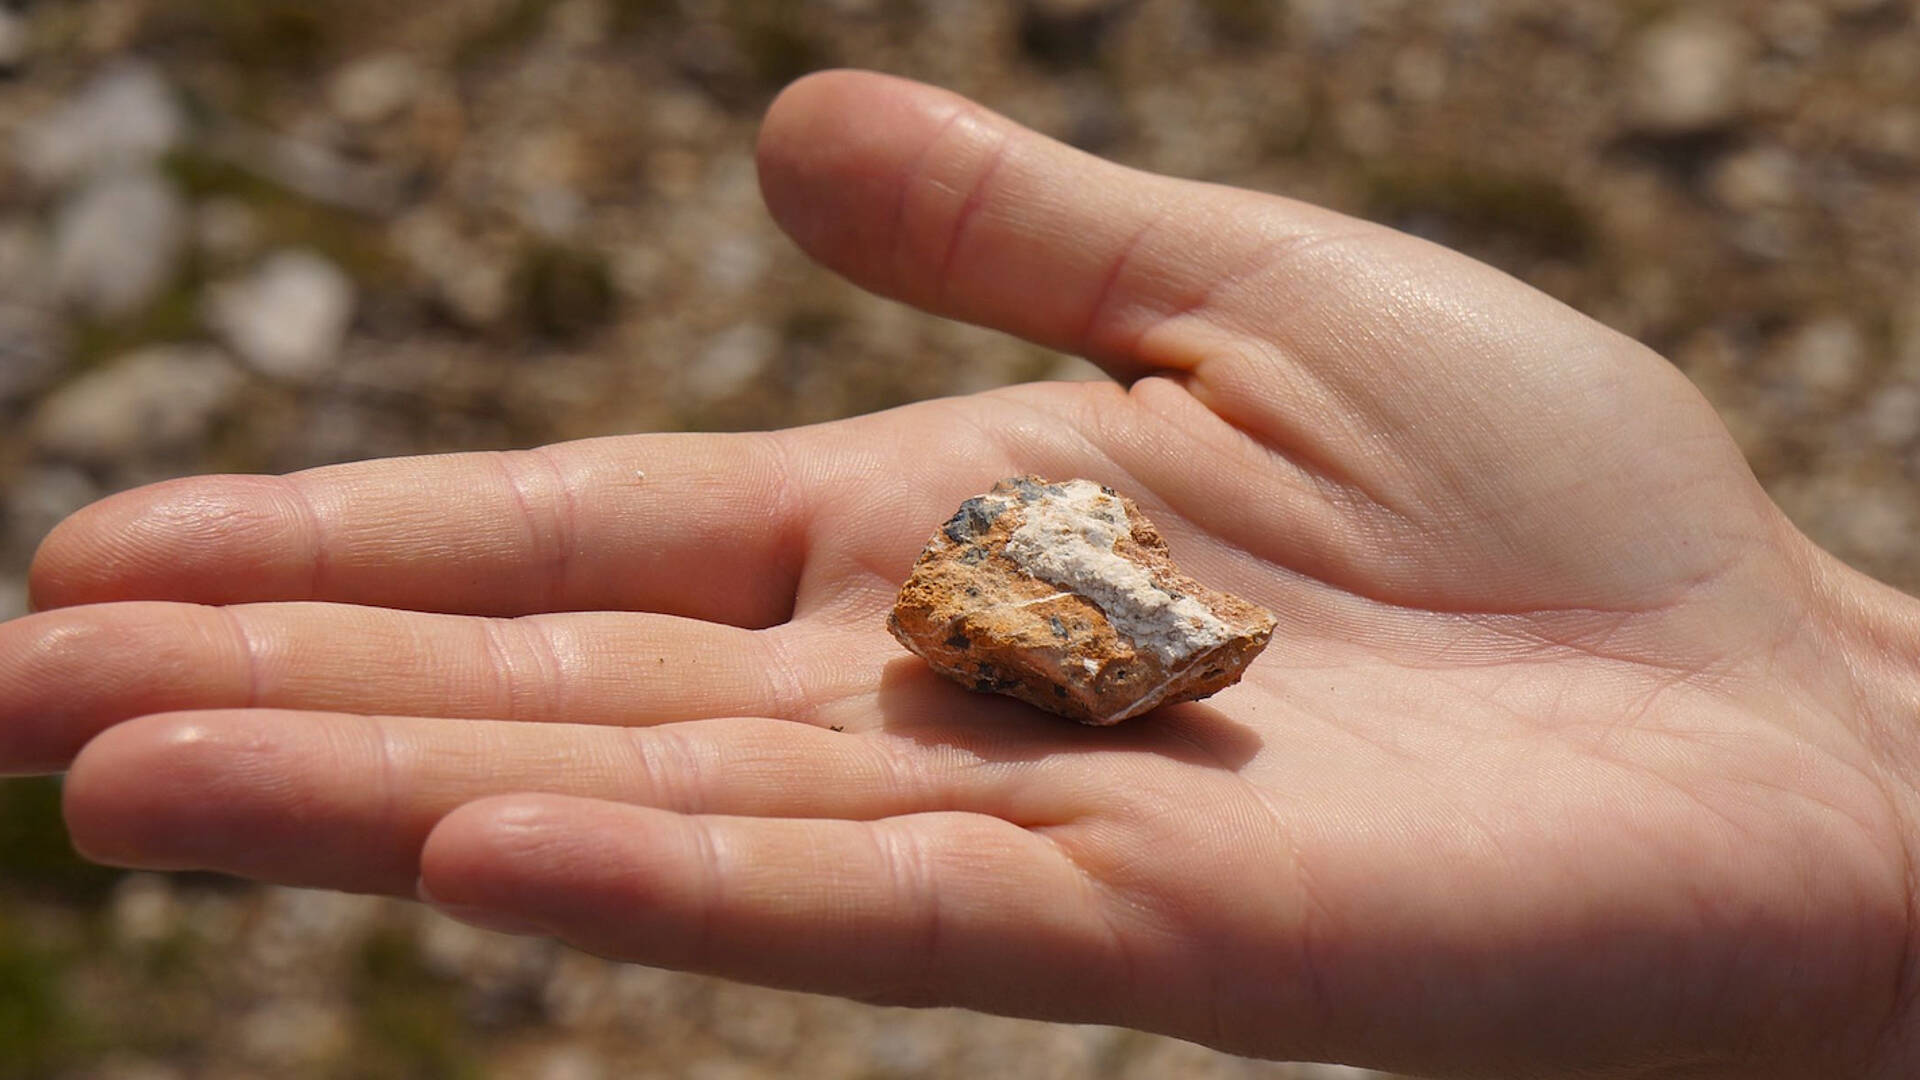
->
{"left": 888, "top": 476, "right": 1276, "bottom": 725}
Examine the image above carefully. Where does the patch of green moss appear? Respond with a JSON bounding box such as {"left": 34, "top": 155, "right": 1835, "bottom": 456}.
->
{"left": 514, "top": 244, "right": 616, "bottom": 344}
{"left": 348, "top": 928, "right": 481, "bottom": 1080}
{"left": 163, "top": 149, "right": 401, "bottom": 288}
{"left": 138, "top": 0, "right": 356, "bottom": 74}
{"left": 607, "top": 0, "right": 677, "bottom": 35}
{"left": 1197, "top": 0, "right": 1279, "bottom": 46}
{"left": 727, "top": 0, "right": 831, "bottom": 92}
{"left": 453, "top": 0, "right": 554, "bottom": 70}
{"left": 0, "top": 778, "right": 120, "bottom": 905}
{"left": 67, "top": 279, "right": 207, "bottom": 371}
{"left": 0, "top": 914, "right": 77, "bottom": 1080}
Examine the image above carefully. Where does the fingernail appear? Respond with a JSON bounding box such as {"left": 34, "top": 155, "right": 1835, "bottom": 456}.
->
{"left": 418, "top": 878, "right": 548, "bottom": 936}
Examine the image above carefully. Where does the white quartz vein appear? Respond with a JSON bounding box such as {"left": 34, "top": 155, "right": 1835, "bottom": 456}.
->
{"left": 1001, "top": 480, "right": 1231, "bottom": 665}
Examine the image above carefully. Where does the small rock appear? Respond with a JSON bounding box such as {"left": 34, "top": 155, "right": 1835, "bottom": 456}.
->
{"left": 1864, "top": 384, "right": 1920, "bottom": 445}
{"left": 5, "top": 464, "right": 99, "bottom": 558}
{"left": 391, "top": 209, "right": 513, "bottom": 326}
{"left": 0, "top": 577, "right": 26, "bottom": 622}
{"left": 326, "top": 53, "right": 423, "bottom": 126}
{"left": 0, "top": 304, "right": 67, "bottom": 408}
{"left": 1783, "top": 316, "right": 1866, "bottom": 399}
{"left": 237, "top": 998, "right": 350, "bottom": 1068}
{"left": 31, "top": 345, "right": 243, "bottom": 465}
{"left": 18, "top": 61, "right": 184, "bottom": 186}
{"left": 890, "top": 477, "right": 1274, "bottom": 725}
{"left": 52, "top": 167, "right": 186, "bottom": 319}
{"left": 1709, "top": 144, "right": 1798, "bottom": 213}
{"left": 1625, "top": 13, "right": 1753, "bottom": 135}
{"left": 687, "top": 322, "right": 775, "bottom": 403}
{"left": 206, "top": 249, "right": 355, "bottom": 379}
{"left": 0, "top": 6, "right": 30, "bottom": 72}
{"left": 110, "top": 873, "right": 182, "bottom": 947}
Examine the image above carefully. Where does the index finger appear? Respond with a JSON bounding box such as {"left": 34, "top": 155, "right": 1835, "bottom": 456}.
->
{"left": 29, "top": 431, "right": 808, "bottom": 627}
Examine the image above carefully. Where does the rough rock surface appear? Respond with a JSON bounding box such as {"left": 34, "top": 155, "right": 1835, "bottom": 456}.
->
{"left": 889, "top": 476, "right": 1275, "bottom": 725}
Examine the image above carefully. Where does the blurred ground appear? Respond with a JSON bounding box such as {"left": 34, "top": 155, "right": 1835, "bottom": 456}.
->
{"left": 1, "top": 0, "right": 1917, "bottom": 1076}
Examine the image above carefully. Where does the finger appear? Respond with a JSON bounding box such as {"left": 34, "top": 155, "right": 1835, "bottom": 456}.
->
{"left": 757, "top": 69, "right": 1377, "bottom": 380}
{"left": 418, "top": 794, "right": 1131, "bottom": 1023}
{"left": 64, "top": 711, "right": 1035, "bottom": 896}
{"left": 0, "top": 600, "right": 850, "bottom": 773}
{"left": 759, "top": 71, "right": 1758, "bottom": 613}
{"left": 28, "top": 432, "right": 806, "bottom": 624}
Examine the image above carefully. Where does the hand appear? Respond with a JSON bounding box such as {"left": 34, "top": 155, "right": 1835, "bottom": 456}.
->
{"left": 7, "top": 70, "right": 1919, "bottom": 1079}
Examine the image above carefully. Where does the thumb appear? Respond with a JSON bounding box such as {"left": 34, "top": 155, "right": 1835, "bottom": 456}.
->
{"left": 755, "top": 68, "right": 1358, "bottom": 382}
{"left": 755, "top": 70, "right": 1768, "bottom": 616}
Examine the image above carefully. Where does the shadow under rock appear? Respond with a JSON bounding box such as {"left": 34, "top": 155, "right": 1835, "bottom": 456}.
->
{"left": 874, "top": 656, "right": 1263, "bottom": 772}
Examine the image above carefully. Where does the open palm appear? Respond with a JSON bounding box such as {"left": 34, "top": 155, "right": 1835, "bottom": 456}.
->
{"left": 6, "top": 72, "right": 1917, "bottom": 1079}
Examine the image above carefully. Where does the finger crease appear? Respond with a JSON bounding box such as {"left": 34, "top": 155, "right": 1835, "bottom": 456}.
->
{"left": 476, "top": 617, "right": 541, "bottom": 722}
{"left": 879, "top": 822, "right": 943, "bottom": 1000}
{"left": 889, "top": 104, "right": 971, "bottom": 294}
{"left": 1074, "top": 205, "right": 1172, "bottom": 362}
{"left": 491, "top": 451, "right": 573, "bottom": 612}
{"left": 528, "top": 446, "right": 582, "bottom": 611}
{"left": 753, "top": 432, "right": 808, "bottom": 624}
{"left": 631, "top": 723, "right": 696, "bottom": 812}
{"left": 934, "top": 128, "right": 1012, "bottom": 307}
{"left": 219, "top": 607, "right": 263, "bottom": 710}
{"left": 510, "top": 616, "right": 570, "bottom": 722}
{"left": 760, "top": 630, "right": 818, "bottom": 727}
{"left": 280, "top": 475, "right": 331, "bottom": 601}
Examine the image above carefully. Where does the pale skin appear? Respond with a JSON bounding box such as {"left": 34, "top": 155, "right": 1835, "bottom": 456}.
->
{"left": 4, "top": 70, "right": 1919, "bottom": 1078}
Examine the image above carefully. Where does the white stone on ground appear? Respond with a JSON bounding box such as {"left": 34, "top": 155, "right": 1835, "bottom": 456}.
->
{"left": 17, "top": 61, "right": 184, "bottom": 186}
{"left": 30, "top": 345, "right": 243, "bottom": 464}
{"left": 0, "top": 576, "right": 26, "bottom": 622}
{"left": 52, "top": 167, "right": 186, "bottom": 319}
{"left": 0, "top": 6, "right": 29, "bottom": 71}
{"left": 206, "top": 249, "right": 356, "bottom": 379}
{"left": 1625, "top": 12, "right": 1752, "bottom": 134}
{"left": 4, "top": 464, "right": 99, "bottom": 558}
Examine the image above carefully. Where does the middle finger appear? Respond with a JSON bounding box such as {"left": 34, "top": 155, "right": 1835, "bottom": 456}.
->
{"left": 0, "top": 600, "right": 864, "bottom": 773}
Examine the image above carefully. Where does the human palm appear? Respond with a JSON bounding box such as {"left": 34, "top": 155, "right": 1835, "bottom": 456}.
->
{"left": 6, "top": 72, "right": 1918, "bottom": 1078}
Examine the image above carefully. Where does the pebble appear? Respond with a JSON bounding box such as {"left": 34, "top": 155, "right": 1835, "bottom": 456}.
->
{"left": 4, "top": 463, "right": 98, "bottom": 559}
{"left": 236, "top": 998, "right": 350, "bottom": 1068}
{"left": 0, "top": 576, "right": 26, "bottom": 622}
{"left": 30, "top": 345, "right": 243, "bottom": 465}
{"left": 17, "top": 61, "right": 184, "bottom": 186}
{"left": 1864, "top": 384, "right": 1920, "bottom": 446}
{"left": 0, "top": 6, "right": 29, "bottom": 72}
{"left": 1624, "top": 13, "right": 1752, "bottom": 135}
{"left": 326, "top": 53, "right": 423, "bottom": 126}
{"left": 52, "top": 167, "right": 187, "bottom": 319}
{"left": 206, "top": 250, "right": 356, "bottom": 380}
{"left": 0, "top": 303, "right": 67, "bottom": 409}
{"left": 1783, "top": 316, "right": 1866, "bottom": 399}
{"left": 687, "top": 322, "right": 776, "bottom": 403}
{"left": 1710, "top": 145, "right": 1798, "bottom": 213}
{"left": 110, "top": 873, "right": 183, "bottom": 948}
